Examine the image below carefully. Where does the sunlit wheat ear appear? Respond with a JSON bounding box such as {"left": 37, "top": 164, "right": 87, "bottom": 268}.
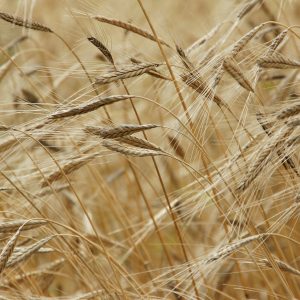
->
{"left": 87, "top": 36, "right": 114, "bottom": 65}
{"left": 0, "top": 219, "right": 46, "bottom": 234}
{"left": 92, "top": 15, "right": 170, "bottom": 47}
{"left": 0, "top": 12, "right": 53, "bottom": 32}
{"left": 223, "top": 57, "right": 254, "bottom": 92}
{"left": 258, "top": 53, "right": 300, "bottom": 69}
{"left": 168, "top": 135, "right": 185, "bottom": 159}
{"left": 50, "top": 95, "right": 134, "bottom": 118}
{"left": 237, "top": 127, "right": 293, "bottom": 192}
{"left": 260, "top": 258, "right": 300, "bottom": 276}
{"left": 204, "top": 233, "right": 268, "bottom": 264}
{"left": 6, "top": 236, "right": 54, "bottom": 269}
{"left": 237, "top": 0, "right": 262, "bottom": 19}
{"left": 102, "top": 140, "right": 165, "bottom": 157}
{"left": 94, "top": 63, "right": 161, "bottom": 85}
{"left": 115, "top": 136, "right": 163, "bottom": 151}
{"left": 85, "top": 124, "right": 158, "bottom": 138}
{"left": 41, "top": 153, "right": 98, "bottom": 187}
{"left": 277, "top": 104, "right": 300, "bottom": 120}
{"left": 231, "top": 23, "right": 266, "bottom": 57}
{"left": 0, "top": 223, "right": 25, "bottom": 274}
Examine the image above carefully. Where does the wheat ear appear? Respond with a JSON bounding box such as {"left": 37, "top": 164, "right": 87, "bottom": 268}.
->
{"left": 85, "top": 124, "right": 158, "bottom": 138}
{"left": 95, "top": 63, "right": 160, "bottom": 85}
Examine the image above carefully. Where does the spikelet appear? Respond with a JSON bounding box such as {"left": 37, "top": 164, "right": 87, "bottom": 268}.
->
{"left": 50, "top": 95, "right": 134, "bottom": 119}
{"left": 95, "top": 63, "right": 160, "bottom": 85}
{"left": 0, "top": 12, "right": 53, "bottom": 32}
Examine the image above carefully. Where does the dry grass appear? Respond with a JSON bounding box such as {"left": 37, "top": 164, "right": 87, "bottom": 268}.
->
{"left": 0, "top": 0, "right": 300, "bottom": 299}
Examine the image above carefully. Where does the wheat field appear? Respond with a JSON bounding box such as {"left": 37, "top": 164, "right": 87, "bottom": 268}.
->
{"left": 0, "top": 0, "right": 300, "bottom": 299}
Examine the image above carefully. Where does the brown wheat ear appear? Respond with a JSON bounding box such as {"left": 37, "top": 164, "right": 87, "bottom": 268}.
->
{"left": 92, "top": 15, "right": 170, "bottom": 47}
{"left": 0, "top": 12, "right": 53, "bottom": 32}
{"left": 50, "top": 95, "right": 134, "bottom": 119}
{"left": 87, "top": 37, "right": 114, "bottom": 65}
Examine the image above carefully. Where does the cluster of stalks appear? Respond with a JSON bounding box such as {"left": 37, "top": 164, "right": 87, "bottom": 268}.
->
{"left": 0, "top": 0, "right": 300, "bottom": 299}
